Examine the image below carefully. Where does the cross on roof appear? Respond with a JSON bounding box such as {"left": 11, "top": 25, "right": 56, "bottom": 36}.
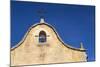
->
{"left": 37, "top": 8, "right": 46, "bottom": 18}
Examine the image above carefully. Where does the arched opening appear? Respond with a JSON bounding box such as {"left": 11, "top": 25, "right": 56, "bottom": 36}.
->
{"left": 39, "top": 31, "right": 46, "bottom": 43}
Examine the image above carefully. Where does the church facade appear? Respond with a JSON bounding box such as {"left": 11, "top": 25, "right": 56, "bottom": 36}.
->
{"left": 11, "top": 18, "right": 87, "bottom": 66}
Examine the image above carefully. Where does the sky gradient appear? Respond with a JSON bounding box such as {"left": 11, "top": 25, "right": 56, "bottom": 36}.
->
{"left": 11, "top": 1, "right": 95, "bottom": 62}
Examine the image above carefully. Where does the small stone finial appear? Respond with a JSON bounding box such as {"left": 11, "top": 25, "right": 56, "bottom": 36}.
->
{"left": 40, "top": 18, "right": 45, "bottom": 23}
{"left": 80, "top": 42, "right": 85, "bottom": 50}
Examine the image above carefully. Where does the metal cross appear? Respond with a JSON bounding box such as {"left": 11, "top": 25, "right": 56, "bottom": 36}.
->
{"left": 37, "top": 8, "right": 46, "bottom": 18}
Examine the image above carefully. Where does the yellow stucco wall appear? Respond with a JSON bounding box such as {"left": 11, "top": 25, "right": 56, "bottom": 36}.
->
{"left": 11, "top": 20, "right": 87, "bottom": 66}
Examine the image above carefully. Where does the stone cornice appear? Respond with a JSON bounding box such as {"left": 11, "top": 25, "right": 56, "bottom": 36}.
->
{"left": 11, "top": 22, "right": 86, "bottom": 52}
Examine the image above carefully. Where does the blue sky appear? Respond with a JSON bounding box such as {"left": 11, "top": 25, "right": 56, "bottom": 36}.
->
{"left": 11, "top": 1, "right": 95, "bottom": 62}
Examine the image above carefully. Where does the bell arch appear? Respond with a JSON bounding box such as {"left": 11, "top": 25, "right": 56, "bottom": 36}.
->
{"left": 39, "top": 31, "right": 47, "bottom": 43}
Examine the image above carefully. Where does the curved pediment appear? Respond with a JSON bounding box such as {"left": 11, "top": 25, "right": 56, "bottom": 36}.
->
{"left": 11, "top": 19, "right": 85, "bottom": 52}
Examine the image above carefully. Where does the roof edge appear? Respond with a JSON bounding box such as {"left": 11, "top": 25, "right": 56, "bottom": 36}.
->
{"left": 11, "top": 22, "right": 86, "bottom": 52}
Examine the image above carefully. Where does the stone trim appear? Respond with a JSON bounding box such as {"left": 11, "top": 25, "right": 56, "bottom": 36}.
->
{"left": 11, "top": 22, "right": 86, "bottom": 52}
